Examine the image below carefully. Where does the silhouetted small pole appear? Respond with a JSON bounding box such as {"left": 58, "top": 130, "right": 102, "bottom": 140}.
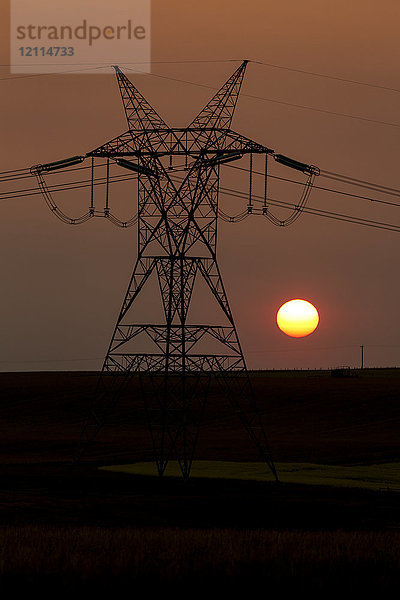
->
{"left": 360, "top": 345, "right": 364, "bottom": 369}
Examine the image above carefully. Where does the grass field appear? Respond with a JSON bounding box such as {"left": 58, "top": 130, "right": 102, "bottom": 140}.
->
{"left": 101, "top": 460, "right": 400, "bottom": 490}
{"left": 0, "top": 369, "right": 399, "bottom": 590}
{"left": 0, "top": 526, "right": 399, "bottom": 593}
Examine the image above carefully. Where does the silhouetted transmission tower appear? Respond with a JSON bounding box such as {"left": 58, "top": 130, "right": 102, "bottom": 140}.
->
{"left": 32, "top": 61, "right": 319, "bottom": 479}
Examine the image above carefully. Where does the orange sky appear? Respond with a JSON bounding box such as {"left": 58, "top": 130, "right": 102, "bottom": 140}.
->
{"left": 0, "top": 0, "right": 399, "bottom": 370}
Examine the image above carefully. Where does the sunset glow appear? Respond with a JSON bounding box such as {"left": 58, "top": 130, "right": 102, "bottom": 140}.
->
{"left": 276, "top": 299, "right": 319, "bottom": 338}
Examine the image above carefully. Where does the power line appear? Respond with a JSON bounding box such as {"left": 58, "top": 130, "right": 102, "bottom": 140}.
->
{"left": 3, "top": 164, "right": 400, "bottom": 210}
{"left": 1, "top": 61, "right": 398, "bottom": 129}
{"left": 0, "top": 162, "right": 108, "bottom": 182}
{"left": 2, "top": 58, "right": 398, "bottom": 94}
{"left": 0, "top": 171, "right": 135, "bottom": 200}
{"left": 0, "top": 61, "right": 238, "bottom": 81}
{"left": 0, "top": 64, "right": 109, "bottom": 81}
{"left": 3, "top": 160, "right": 400, "bottom": 203}
{"left": 0, "top": 166, "right": 31, "bottom": 174}
{"left": 125, "top": 67, "right": 400, "bottom": 130}
{"left": 0, "top": 59, "right": 238, "bottom": 67}
{"left": 2, "top": 165, "right": 400, "bottom": 232}
{"left": 320, "top": 170, "right": 400, "bottom": 195}
{"left": 216, "top": 184, "right": 400, "bottom": 233}
{"left": 242, "top": 92, "right": 400, "bottom": 129}
{"left": 252, "top": 60, "right": 400, "bottom": 94}
{"left": 225, "top": 163, "right": 400, "bottom": 207}
{"left": 165, "top": 170, "right": 400, "bottom": 232}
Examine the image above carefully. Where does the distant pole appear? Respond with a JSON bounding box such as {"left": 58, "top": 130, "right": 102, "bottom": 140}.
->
{"left": 360, "top": 345, "right": 364, "bottom": 369}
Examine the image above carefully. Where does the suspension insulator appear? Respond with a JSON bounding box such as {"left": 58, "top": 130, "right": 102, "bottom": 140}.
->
{"left": 116, "top": 158, "right": 156, "bottom": 178}
{"left": 201, "top": 150, "right": 243, "bottom": 168}
{"left": 274, "top": 154, "right": 320, "bottom": 176}
{"left": 31, "top": 155, "right": 85, "bottom": 174}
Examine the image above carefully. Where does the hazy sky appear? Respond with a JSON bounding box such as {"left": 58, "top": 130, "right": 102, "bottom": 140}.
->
{"left": 1, "top": 0, "right": 399, "bottom": 371}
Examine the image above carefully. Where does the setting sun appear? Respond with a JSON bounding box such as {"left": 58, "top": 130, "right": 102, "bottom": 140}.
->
{"left": 276, "top": 299, "right": 319, "bottom": 338}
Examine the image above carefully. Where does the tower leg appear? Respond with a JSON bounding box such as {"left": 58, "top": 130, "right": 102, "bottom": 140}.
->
{"left": 76, "top": 254, "right": 277, "bottom": 481}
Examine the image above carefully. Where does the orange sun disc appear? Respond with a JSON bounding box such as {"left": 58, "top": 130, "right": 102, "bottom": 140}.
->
{"left": 276, "top": 299, "right": 319, "bottom": 338}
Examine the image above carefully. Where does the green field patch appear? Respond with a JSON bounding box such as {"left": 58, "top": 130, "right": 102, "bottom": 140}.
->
{"left": 100, "top": 461, "right": 400, "bottom": 490}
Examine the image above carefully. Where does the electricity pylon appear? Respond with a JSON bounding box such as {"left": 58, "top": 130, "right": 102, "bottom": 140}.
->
{"left": 71, "top": 60, "right": 283, "bottom": 479}
{"left": 32, "top": 60, "right": 312, "bottom": 480}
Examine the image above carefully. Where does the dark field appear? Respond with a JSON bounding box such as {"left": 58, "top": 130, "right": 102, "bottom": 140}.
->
{"left": 0, "top": 369, "right": 399, "bottom": 591}
{"left": 1, "top": 368, "right": 399, "bottom": 465}
{"left": 1, "top": 526, "right": 399, "bottom": 594}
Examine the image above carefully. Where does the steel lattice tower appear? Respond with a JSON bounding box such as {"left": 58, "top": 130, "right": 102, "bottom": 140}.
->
{"left": 74, "top": 61, "right": 280, "bottom": 479}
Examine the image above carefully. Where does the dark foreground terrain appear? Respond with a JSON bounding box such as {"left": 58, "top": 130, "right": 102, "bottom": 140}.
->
{"left": 0, "top": 369, "right": 399, "bottom": 592}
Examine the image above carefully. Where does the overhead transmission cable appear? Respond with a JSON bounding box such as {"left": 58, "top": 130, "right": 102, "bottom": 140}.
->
{"left": 1, "top": 60, "right": 398, "bottom": 129}
{"left": 1, "top": 160, "right": 400, "bottom": 232}
{"left": 2, "top": 161, "right": 400, "bottom": 206}
{"left": 224, "top": 163, "right": 400, "bottom": 208}
{"left": 124, "top": 66, "right": 400, "bottom": 130}
{"left": 251, "top": 60, "right": 400, "bottom": 94}
{"left": 2, "top": 58, "right": 398, "bottom": 94}
{"left": 216, "top": 184, "right": 400, "bottom": 233}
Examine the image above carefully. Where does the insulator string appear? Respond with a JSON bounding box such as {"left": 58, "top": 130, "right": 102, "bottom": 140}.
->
{"left": 2, "top": 159, "right": 398, "bottom": 232}
{"left": 90, "top": 157, "right": 94, "bottom": 213}
{"left": 105, "top": 158, "right": 110, "bottom": 214}
{"left": 263, "top": 154, "right": 268, "bottom": 211}
{"left": 3, "top": 160, "right": 400, "bottom": 207}
{"left": 30, "top": 159, "right": 138, "bottom": 227}
{"left": 248, "top": 153, "right": 253, "bottom": 213}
